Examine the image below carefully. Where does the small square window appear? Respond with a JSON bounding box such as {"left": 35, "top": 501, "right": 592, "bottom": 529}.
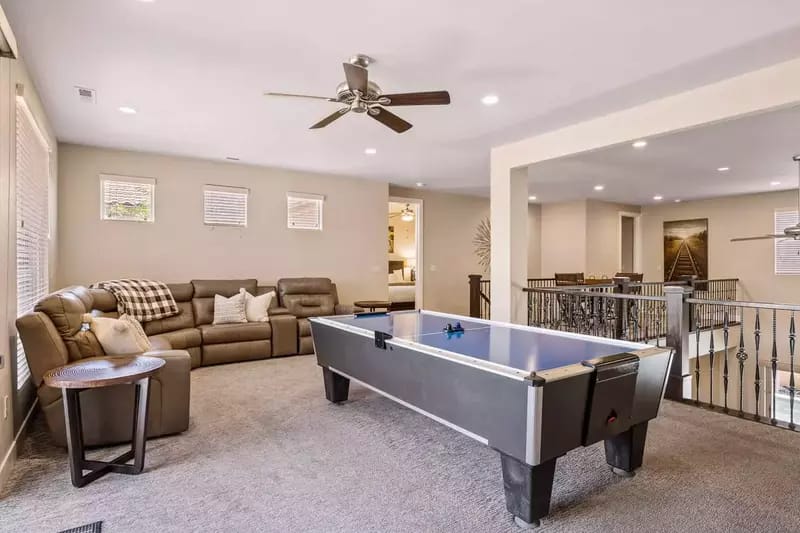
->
{"left": 100, "top": 174, "right": 155, "bottom": 222}
{"left": 204, "top": 185, "right": 248, "bottom": 227}
{"left": 287, "top": 192, "right": 324, "bottom": 230}
{"left": 775, "top": 210, "right": 800, "bottom": 275}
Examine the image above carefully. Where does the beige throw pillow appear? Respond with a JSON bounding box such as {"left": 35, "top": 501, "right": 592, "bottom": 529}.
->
{"left": 242, "top": 289, "right": 275, "bottom": 322}
{"left": 85, "top": 313, "right": 152, "bottom": 355}
{"left": 213, "top": 292, "right": 247, "bottom": 325}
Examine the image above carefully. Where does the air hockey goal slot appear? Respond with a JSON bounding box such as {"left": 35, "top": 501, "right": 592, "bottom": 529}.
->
{"left": 581, "top": 353, "right": 639, "bottom": 446}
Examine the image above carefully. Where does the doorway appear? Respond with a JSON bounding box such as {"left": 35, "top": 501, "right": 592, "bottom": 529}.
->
{"left": 388, "top": 197, "right": 423, "bottom": 309}
{"left": 618, "top": 212, "right": 641, "bottom": 274}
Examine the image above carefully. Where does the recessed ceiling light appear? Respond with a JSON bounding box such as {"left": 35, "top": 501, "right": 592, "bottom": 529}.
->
{"left": 653, "top": 195, "right": 663, "bottom": 201}
{"left": 674, "top": 199, "right": 682, "bottom": 203}
{"left": 528, "top": 195, "right": 537, "bottom": 201}
{"left": 118, "top": 106, "right": 137, "bottom": 114}
{"left": 415, "top": 182, "right": 425, "bottom": 187}
{"left": 717, "top": 167, "right": 730, "bottom": 172}
{"left": 364, "top": 147, "right": 377, "bottom": 155}
{"left": 771, "top": 181, "right": 781, "bottom": 186}
{"left": 632, "top": 140, "right": 648, "bottom": 149}
{"left": 593, "top": 185, "right": 605, "bottom": 191}
{"left": 481, "top": 94, "right": 499, "bottom": 106}
{"left": 225, "top": 156, "right": 240, "bottom": 161}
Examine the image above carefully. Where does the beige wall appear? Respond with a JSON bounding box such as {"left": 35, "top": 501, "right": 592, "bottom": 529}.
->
{"left": 57, "top": 144, "right": 387, "bottom": 306}
{"left": 586, "top": 200, "right": 640, "bottom": 277}
{"left": 527, "top": 204, "right": 542, "bottom": 278}
{"left": 641, "top": 189, "right": 800, "bottom": 303}
{"left": 540, "top": 201, "right": 587, "bottom": 276}
{"left": 0, "top": 57, "right": 58, "bottom": 492}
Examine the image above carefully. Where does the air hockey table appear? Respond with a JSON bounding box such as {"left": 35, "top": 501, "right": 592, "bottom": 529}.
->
{"left": 309, "top": 310, "right": 672, "bottom": 528}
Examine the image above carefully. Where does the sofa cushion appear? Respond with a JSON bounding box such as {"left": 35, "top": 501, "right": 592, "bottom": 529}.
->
{"left": 277, "top": 278, "right": 336, "bottom": 318}
{"left": 144, "top": 302, "right": 195, "bottom": 335}
{"left": 297, "top": 317, "right": 311, "bottom": 337}
{"left": 168, "top": 283, "right": 194, "bottom": 302}
{"left": 150, "top": 327, "right": 202, "bottom": 351}
{"left": 199, "top": 323, "right": 272, "bottom": 345}
{"left": 88, "top": 288, "right": 117, "bottom": 312}
{"left": 192, "top": 279, "right": 257, "bottom": 298}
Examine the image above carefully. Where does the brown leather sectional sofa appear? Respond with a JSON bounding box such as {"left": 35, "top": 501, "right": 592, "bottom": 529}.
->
{"left": 16, "top": 277, "right": 355, "bottom": 447}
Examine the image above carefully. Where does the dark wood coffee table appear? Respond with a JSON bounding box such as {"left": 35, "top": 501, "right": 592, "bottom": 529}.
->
{"left": 354, "top": 300, "right": 391, "bottom": 312}
{"left": 44, "top": 355, "right": 165, "bottom": 488}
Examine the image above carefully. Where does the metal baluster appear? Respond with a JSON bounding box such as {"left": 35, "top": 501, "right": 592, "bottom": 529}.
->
{"left": 771, "top": 309, "right": 778, "bottom": 424}
{"left": 754, "top": 310, "right": 761, "bottom": 419}
{"left": 723, "top": 310, "right": 729, "bottom": 412}
{"left": 789, "top": 312, "right": 796, "bottom": 429}
{"left": 695, "top": 307, "right": 701, "bottom": 404}
{"left": 735, "top": 306, "right": 747, "bottom": 415}
{"left": 708, "top": 312, "right": 716, "bottom": 406}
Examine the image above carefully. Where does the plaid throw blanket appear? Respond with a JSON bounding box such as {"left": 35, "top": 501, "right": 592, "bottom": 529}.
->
{"left": 91, "top": 279, "right": 179, "bottom": 322}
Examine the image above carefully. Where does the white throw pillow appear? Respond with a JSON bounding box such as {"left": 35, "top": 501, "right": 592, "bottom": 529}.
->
{"left": 85, "top": 313, "right": 152, "bottom": 355}
{"left": 213, "top": 292, "right": 247, "bottom": 325}
{"left": 242, "top": 289, "right": 274, "bottom": 322}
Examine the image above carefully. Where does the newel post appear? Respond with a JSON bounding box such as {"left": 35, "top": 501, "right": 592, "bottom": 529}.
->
{"left": 664, "top": 285, "right": 693, "bottom": 401}
{"left": 469, "top": 275, "right": 483, "bottom": 318}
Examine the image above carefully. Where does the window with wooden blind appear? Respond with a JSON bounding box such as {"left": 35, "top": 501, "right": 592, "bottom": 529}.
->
{"left": 100, "top": 174, "right": 155, "bottom": 222}
{"left": 16, "top": 96, "right": 50, "bottom": 390}
{"left": 775, "top": 209, "right": 800, "bottom": 275}
{"left": 287, "top": 192, "right": 324, "bottom": 230}
{"left": 204, "top": 185, "right": 248, "bottom": 226}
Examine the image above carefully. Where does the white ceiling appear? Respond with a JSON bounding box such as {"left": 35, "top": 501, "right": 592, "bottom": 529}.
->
{"left": 5, "top": 0, "right": 800, "bottom": 194}
{"left": 528, "top": 103, "right": 800, "bottom": 205}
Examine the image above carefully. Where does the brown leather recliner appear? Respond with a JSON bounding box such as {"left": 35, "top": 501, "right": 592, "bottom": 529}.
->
{"left": 275, "top": 278, "right": 354, "bottom": 354}
{"left": 16, "top": 286, "right": 192, "bottom": 448}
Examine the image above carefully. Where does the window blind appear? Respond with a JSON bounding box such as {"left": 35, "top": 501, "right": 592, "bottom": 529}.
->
{"left": 775, "top": 210, "right": 800, "bottom": 275}
{"left": 16, "top": 97, "right": 50, "bottom": 390}
{"left": 204, "top": 185, "right": 248, "bottom": 226}
{"left": 100, "top": 174, "right": 155, "bottom": 222}
{"left": 287, "top": 192, "right": 324, "bottom": 230}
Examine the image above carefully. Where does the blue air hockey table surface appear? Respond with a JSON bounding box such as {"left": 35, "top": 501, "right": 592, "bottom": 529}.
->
{"left": 310, "top": 310, "right": 672, "bottom": 529}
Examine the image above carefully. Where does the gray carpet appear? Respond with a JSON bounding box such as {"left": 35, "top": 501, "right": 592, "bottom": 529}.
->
{"left": 2, "top": 355, "right": 800, "bottom": 533}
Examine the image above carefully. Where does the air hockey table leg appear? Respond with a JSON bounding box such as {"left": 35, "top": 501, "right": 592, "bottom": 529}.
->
{"left": 604, "top": 421, "right": 648, "bottom": 476}
{"left": 499, "top": 452, "right": 557, "bottom": 528}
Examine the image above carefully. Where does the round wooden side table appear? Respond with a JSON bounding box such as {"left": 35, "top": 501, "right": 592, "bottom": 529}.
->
{"left": 354, "top": 300, "right": 391, "bottom": 312}
{"left": 43, "top": 355, "right": 165, "bottom": 488}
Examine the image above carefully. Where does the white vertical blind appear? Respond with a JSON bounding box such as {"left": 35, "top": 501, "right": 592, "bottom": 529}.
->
{"left": 16, "top": 97, "right": 50, "bottom": 389}
{"left": 287, "top": 192, "right": 324, "bottom": 230}
{"left": 204, "top": 185, "right": 248, "bottom": 226}
{"left": 775, "top": 210, "right": 800, "bottom": 275}
{"left": 100, "top": 174, "right": 155, "bottom": 222}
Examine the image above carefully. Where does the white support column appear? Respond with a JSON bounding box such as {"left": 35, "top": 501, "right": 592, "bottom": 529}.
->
{"left": 490, "top": 164, "right": 528, "bottom": 324}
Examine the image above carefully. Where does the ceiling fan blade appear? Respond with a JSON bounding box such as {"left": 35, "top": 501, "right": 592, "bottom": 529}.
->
{"left": 343, "top": 63, "right": 368, "bottom": 94}
{"left": 380, "top": 91, "right": 451, "bottom": 106}
{"left": 730, "top": 234, "right": 785, "bottom": 242}
{"left": 369, "top": 107, "right": 413, "bottom": 133}
{"left": 264, "top": 92, "right": 338, "bottom": 102}
{"left": 309, "top": 108, "right": 349, "bottom": 129}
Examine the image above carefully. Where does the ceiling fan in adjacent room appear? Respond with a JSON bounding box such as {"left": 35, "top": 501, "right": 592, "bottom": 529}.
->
{"left": 389, "top": 204, "right": 415, "bottom": 222}
{"left": 264, "top": 54, "right": 451, "bottom": 133}
{"left": 731, "top": 155, "right": 800, "bottom": 242}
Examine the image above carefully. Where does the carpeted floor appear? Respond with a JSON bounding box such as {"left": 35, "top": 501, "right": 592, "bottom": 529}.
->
{"left": 2, "top": 354, "right": 800, "bottom": 532}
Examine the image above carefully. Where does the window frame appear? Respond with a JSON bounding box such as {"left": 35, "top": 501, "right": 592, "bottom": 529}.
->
{"left": 287, "top": 192, "right": 325, "bottom": 231}
{"left": 203, "top": 184, "right": 249, "bottom": 227}
{"left": 774, "top": 208, "right": 800, "bottom": 275}
{"left": 99, "top": 174, "right": 156, "bottom": 223}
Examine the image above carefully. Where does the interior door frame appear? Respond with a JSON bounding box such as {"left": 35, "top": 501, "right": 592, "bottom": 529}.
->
{"left": 617, "top": 211, "right": 642, "bottom": 273}
{"left": 389, "top": 196, "right": 423, "bottom": 309}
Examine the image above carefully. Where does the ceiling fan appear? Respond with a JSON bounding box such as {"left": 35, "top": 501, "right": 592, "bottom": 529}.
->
{"left": 731, "top": 155, "right": 800, "bottom": 242}
{"left": 264, "top": 54, "right": 451, "bottom": 133}
{"left": 389, "top": 204, "right": 415, "bottom": 222}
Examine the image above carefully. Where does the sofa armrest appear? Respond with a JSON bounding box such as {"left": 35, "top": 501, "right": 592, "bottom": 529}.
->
{"left": 270, "top": 315, "right": 298, "bottom": 357}
{"left": 144, "top": 349, "right": 191, "bottom": 435}
{"left": 269, "top": 306, "right": 291, "bottom": 317}
{"left": 335, "top": 304, "right": 360, "bottom": 315}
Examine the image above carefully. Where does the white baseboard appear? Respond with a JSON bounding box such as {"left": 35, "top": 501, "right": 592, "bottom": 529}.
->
{"left": 0, "top": 399, "right": 38, "bottom": 494}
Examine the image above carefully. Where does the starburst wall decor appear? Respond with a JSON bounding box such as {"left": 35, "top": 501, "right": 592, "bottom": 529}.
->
{"left": 473, "top": 217, "right": 490, "bottom": 273}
